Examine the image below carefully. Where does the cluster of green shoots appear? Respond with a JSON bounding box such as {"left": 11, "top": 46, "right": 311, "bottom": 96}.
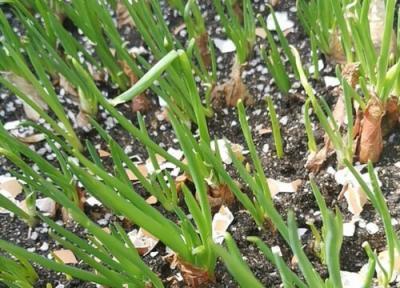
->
{"left": 0, "top": 0, "right": 399, "bottom": 287}
{"left": 216, "top": 162, "right": 400, "bottom": 288}
{"left": 297, "top": 0, "right": 400, "bottom": 166}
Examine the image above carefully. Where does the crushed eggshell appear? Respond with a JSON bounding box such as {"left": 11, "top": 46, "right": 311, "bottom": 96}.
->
{"left": 146, "top": 195, "right": 158, "bottom": 205}
{"left": 125, "top": 165, "right": 148, "bottom": 181}
{"left": 4, "top": 120, "right": 21, "bottom": 130}
{"left": 324, "top": 76, "right": 340, "bottom": 87}
{"left": 267, "top": 178, "right": 302, "bottom": 198}
{"left": 335, "top": 166, "right": 381, "bottom": 215}
{"left": 0, "top": 176, "right": 22, "bottom": 198}
{"left": 167, "top": 148, "right": 184, "bottom": 160}
{"left": 128, "top": 228, "right": 159, "bottom": 256}
{"left": 0, "top": 190, "right": 19, "bottom": 214}
{"left": 213, "top": 38, "right": 236, "bottom": 53}
{"left": 297, "top": 228, "right": 308, "bottom": 238}
{"left": 16, "top": 133, "right": 46, "bottom": 144}
{"left": 53, "top": 249, "right": 78, "bottom": 264}
{"left": 308, "top": 60, "right": 324, "bottom": 74}
{"left": 145, "top": 155, "right": 167, "bottom": 174}
{"left": 335, "top": 165, "right": 381, "bottom": 189}
{"left": 255, "top": 27, "right": 267, "bottom": 39}
{"left": 266, "top": 12, "right": 294, "bottom": 32}
{"left": 98, "top": 149, "right": 110, "bottom": 157}
{"left": 212, "top": 206, "right": 234, "bottom": 244}
{"left": 86, "top": 196, "right": 102, "bottom": 207}
{"left": 210, "top": 139, "right": 243, "bottom": 165}
{"left": 340, "top": 268, "right": 368, "bottom": 288}
{"left": 36, "top": 197, "right": 57, "bottom": 218}
{"left": 271, "top": 246, "right": 282, "bottom": 256}
{"left": 343, "top": 184, "right": 368, "bottom": 216}
{"left": 376, "top": 249, "right": 400, "bottom": 283}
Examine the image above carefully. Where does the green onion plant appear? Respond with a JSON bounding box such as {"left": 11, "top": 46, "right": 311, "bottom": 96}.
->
{"left": 0, "top": 10, "right": 83, "bottom": 151}
{"left": 212, "top": 0, "right": 256, "bottom": 64}
{"left": 297, "top": 0, "right": 352, "bottom": 63}
{"left": 216, "top": 176, "right": 386, "bottom": 288}
{"left": 117, "top": 0, "right": 214, "bottom": 118}
{"left": 266, "top": 96, "right": 284, "bottom": 158}
{"left": 293, "top": 47, "right": 354, "bottom": 167}
{"left": 258, "top": 7, "right": 298, "bottom": 94}
{"left": 0, "top": 252, "right": 38, "bottom": 288}
{"left": 345, "top": 160, "right": 400, "bottom": 287}
{"left": 0, "top": 126, "right": 215, "bottom": 286}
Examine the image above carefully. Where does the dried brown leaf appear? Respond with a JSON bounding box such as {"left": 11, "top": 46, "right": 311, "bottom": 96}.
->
{"left": 120, "top": 60, "right": 138, "bottom": 86}
{"left": 341, "top": 63, "right": 360, "bottom": 88}
{"left": 306, "top": 63, "right": 360, "bottom": 172}
{"left": 328, "top": 30, "right": 347, "bottom": 65}
{"left": 76, "top": 110, "right": 91, "bottom": 129}
{"left": 195, "top": 32, "right": 211, "bottom": 68}
{"left": 305, "top": 141, "right": 332, "bottom": 173}
{"left": 131, "top": 94, "right": 152, "bottom": 113}
{"left": 358, "top": 97, "right": 384, "bottom": 163}
{"left": 116, "top": 1, "right": 134, "bottom": 28}
{"left": 382, "top": 96, "right": 399, "bottom": 135}
{"left": 59, "top": 74, "right": 78, "bottom": 97}
{"left": 332, "top": 93, "right": 346, "bottom": 128}
{"left": 211, "top": 61, "right": 253, "bottom": 108}
{"left": 177, "top": 259, "right": 211, "bottom": 287}
{"left": 62, "top": 187, "right": 85, "bottom": 224}
{"left": 232, "top": 0, "right": 243, "bottom": 23}
{"left": 87, "top": 63, "right": 106, "bottom": 82}
{"left": 270, "top": 0, "right": 280, "bottom": 6}
{"left": 207, "top": 184, "right": 235, "bottom": 211}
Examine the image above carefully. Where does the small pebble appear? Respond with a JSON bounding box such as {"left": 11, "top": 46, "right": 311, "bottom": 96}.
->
{"left": 30, "top": 231, "right": 39, "bottom": 241}
{"left": 366, "top": 222, "right": 379, "bottom": 235}
{"left": 150, "top": 251, "right": 159, "bottom": 258}
{"left": 343, "top": 222, "right": 355, "bottom": 237}
{"left": 280, "top": 116, "right": 288, "bottom": 126}
{"left": 262, "top": 144, "right": 269, "bottom": 153}
{"left": 39, "top": 242, "right": 49, "bottom": 251}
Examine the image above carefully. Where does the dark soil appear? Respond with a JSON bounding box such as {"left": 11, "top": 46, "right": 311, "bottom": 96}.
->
{"left": 1, "top": 0, "right": 400, "bottom": 287}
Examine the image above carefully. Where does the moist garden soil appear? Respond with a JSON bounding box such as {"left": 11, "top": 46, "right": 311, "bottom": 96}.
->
{"left": 1, "top": 0, "right": 400, "bottom": 287}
